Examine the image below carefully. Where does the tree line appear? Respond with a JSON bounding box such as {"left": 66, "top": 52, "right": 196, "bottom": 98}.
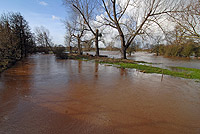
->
{"left": 151, "top": 25, "right": 200, "bottom": 57}
{"left": 64, "top": 0, "right": 200, "bottom": 59}
{"left": 0, "top": 12, "right": 61, "bottom": 72}
{"left": 0, "top": 12, "right": 36, "bottom": 72}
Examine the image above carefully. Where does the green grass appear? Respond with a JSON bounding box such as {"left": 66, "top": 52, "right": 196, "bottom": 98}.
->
{"left": 169, "top": 66, "right": 200, "bottom": 80}
{"left": 99, "top": 61, "right": 200, "bottom": 80}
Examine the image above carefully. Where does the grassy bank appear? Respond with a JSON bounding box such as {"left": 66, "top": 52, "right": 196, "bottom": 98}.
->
{"left": 59, "top": 53, "right": 200, "bottom": 80}
{"left": 99, "top": 61, "right": 200, "bottom": 80}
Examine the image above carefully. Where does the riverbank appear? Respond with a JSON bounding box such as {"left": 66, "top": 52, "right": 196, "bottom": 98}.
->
{"left": 0, "top": 59, "right": 17, "bottom": 74}
{"left": 63, "top": 53, "right": 200, "bottom": 80}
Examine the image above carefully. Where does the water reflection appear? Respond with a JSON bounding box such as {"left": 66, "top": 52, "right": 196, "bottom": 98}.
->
{"left": 94, "top": 62, "right": 99, "bottom": 79}
{"left": 120, "top": 68, "right": 127, "bottom": 76}
{"left": 78, "top": 60, "right": 82, "bottom": 73}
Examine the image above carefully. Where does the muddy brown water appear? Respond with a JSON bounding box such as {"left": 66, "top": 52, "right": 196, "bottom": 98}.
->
{"left": 0, "top": 54, "right": 200, "bottom": 134}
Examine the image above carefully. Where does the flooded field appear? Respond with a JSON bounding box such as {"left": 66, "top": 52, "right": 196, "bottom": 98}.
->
{"left": 86, "top": 51, "right": 200, "bottom": 69}
{"left": 0, "top": 54, "right": 200, "bottom": 134}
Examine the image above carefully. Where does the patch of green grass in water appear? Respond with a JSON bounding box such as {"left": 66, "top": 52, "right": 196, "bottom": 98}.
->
{"left": 169, "top": 66, "right": 200, "bottom": 80}
{"left": 99, "top": 61, "right": 200, "bottom": 80}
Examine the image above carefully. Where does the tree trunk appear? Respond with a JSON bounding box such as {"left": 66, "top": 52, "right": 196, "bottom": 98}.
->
{"left": 45, "top": 39, "right": 54, "bottom": 54}
{"left": 77, "top": 36, "right": 82, "bottom": 55}
{"left": 120, "top": 34, "right": 126, "bottom": 59}
{"left": 121, "top": 46, "right": 127, "bottom": 59}
{"left": 69, "top": 46, "right": 72, "bottom": 53}
{"left": 95, "top": 29, "right": 99, "bottom": 56}
{"left": 69, "top": 36, "right": 72, "bottom": 53}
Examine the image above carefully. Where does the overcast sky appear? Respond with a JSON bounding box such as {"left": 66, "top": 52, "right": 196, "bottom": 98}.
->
{"left": 0, "top": 0, "right": 67, "bottom": 45}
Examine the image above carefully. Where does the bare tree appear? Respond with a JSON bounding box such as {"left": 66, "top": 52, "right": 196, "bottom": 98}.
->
{"left": 34, "top": 26, "right": 53, "bottom": 53}
{"left": 64, "top": 0, "right": 101, "bottom": 56}
{"left": 168, "top": 0, "right": 200, "bottom": 39}
{"left": 65, "top": 21, "right": 75, "bottom": 53}
{"left": 65, "top": 14, "right": 86, "bottom": 55}
{"left": 100, "top": 0, "right": 181, "bottom": 59}
{"left": 82, "top": 39, "right": 93, "bottom": 51}
{"left": 150, "top": 35, "right": 164, "bottom": 55}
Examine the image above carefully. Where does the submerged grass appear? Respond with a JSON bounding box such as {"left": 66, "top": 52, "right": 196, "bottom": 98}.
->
{"left": 99, "top": 61, "right": 200, "bottom": 80}
{"left": 61, "top": 53, "right": 200, "bottom": 80}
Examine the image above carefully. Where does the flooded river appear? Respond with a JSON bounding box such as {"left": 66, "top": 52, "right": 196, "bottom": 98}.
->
{"left": 0, "top": 54, "right": 200, "bottom": 134}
